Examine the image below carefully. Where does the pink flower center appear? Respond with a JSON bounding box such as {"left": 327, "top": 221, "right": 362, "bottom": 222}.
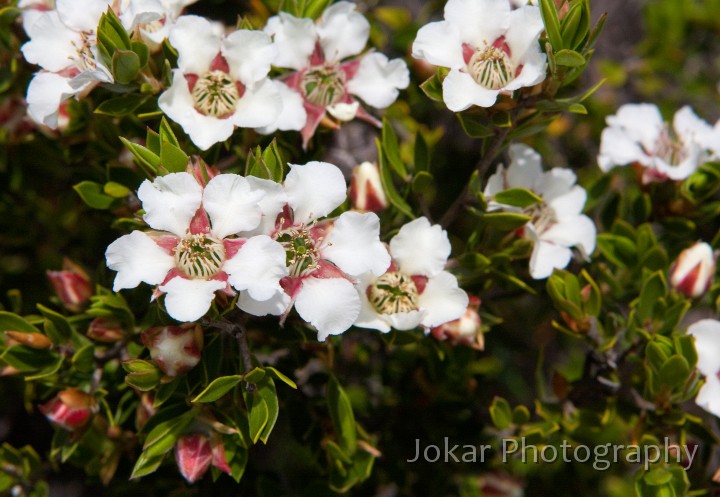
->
{"left": 174, "top": 234, "right": 226, "bottom": 279}
{"left": 368, "top": 271, "right": 420, "bottom": 315}
{"left": 300, "top": 65, "right": 346, "bottom": 107}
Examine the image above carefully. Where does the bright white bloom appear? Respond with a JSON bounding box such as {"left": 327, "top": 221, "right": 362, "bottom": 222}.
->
{"left": 159, "top": 15, "right": 282, "bottom": 150}
{"left": 670, "top": 241, "right": 717, "bottom": 298}
{"left": 354, "top": 217, "right": 469, "bottom": 333}
{"left": 119, "top": 0, "right": 198, "bottom": 51}
{"left": 485, "top": 144, "right": 596, "bottom": 279}
{"left": 412, "top": 0, "right": 546, "bottom": 111}
{"left": 687, "top": 319, "right": 720, "bottom": 417}
{"left": 261, "top": 2, "right": 410, "bottom": 148}
{"left": 18, "top": 0, "right": 55, "bottom": 34}
{"left": 21, "top": 0, "right": 113, "bottom": 128}
{"left": 598, "top": 103, "right": 720, "bottom": 183}
{"left": 236, "top": 162, "right": 391, "bottom": 341}
{"left": 105, "top": 171, "right": 288, "bottom": 322}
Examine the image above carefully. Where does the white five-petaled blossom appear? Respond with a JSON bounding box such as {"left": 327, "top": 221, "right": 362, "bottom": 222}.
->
{"left": 105, "top": 171, "right": 288, "bottom": 322}
{"left": 485, "top": 144, "right": 596, "bottom": 279}
{"left": 21, "top": 0, "right": 114, "bottom": 128}
{"left": 259, "top": 2, "right": 410, "bottom": 148}
{"left": 119, "top": 0, "right": 198, "bottom": 51}
{"left": 412, "top": 0, "right": 546, "bottom": 111}
{"left": 354, "top": 217, "right": 469, "bottom": 332}
{"left": 687, "top": 319, "right": 720, "bottom": 418}
{"left": 159, "top": 15, "right": 282, "bottom": 150}
{"left": 598, "top": 103, "right": 720, "bottom": 183}
{"left": 236, "top": 161, "right": 391, "bottom": 341}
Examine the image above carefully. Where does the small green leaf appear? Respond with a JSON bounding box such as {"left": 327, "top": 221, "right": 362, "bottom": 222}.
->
{"left": 512, "top": 405, "right": 531, "bottom": 425}
{"left": 327, "top": 377, "right": 357, "bottom": 455}
{"left": 158, "top": 118, "right": 180, "bottom": 148}
{"left": 0, "top": 312, "right": 41, "bottom": 334}
{"left": 489, "top": 396, "right": 513, "bottom": 429}
{"left": 377, "top": 139, "right": 414, "bottom": 219}
{"left": 411, "top": 171, "right": 434, "bottom": 195}
{"left": 243, "top": 367, "right": 266, "bottom": 383}
{"left": 160, "top": 142, "right": 189, "bottom": 173}
{"left": 381, "top": 118, "right": 408, "bottom": 179}
{"left": 636, "top": 271, "right": 666, "bottom": 321}
{"left": 457, "top": 112, "right": 494, "bottom": 138}
{"left": 480, "top": 212, "right": 531, "bottom": 230}
{"left": 192, "top": 375, "right": 243, "bottom": 403}
{"left": 94, "top": 94, "right": 147, "bottom": 116}
{"left": 112, "top": 49, "right": 141, "bottom": 84}
{"left": 265, "top": 367, "right": 297, "bottom": 389}
{"left": 71, "top": 344, "right": 95, "bottom": 374}
{"left": 73, "top": 181, "right": 115, "bottom": 209}
{"left": 119, "top": 137, "right": 161, "bottom": 176}
{"left": 246, "top": 393, "right": 269, "bottom": 444}
{"left": 554, "top": 49, "right": 586, "bottom": 67}
{"left": 414, "top": 131, "right": 430, "bottom": 172}
{"left": 131, "top": 41, "right": 149, "bottom": 68}
{"left": 493, "top": 188, "right": 542, "bottom": 208}
{"left": 658, "top": 355, "right": 690, "bottom": 389}
{"left": 539, "top": 0, "right": 563, "bottom": 50}
{"left": 130, "top": 451, "right": 164, "bottom": 479}
{"left": 37, "top": 304, "right": 73, "bottom": 344}
{"left": 104, "top": 181, "right": 131, "bottom": 198}
{"left": 419, "top": 73, "right": 443, "bottom": 102}
{"left": 643, "top": 467, "right": 672, "bottom": 486}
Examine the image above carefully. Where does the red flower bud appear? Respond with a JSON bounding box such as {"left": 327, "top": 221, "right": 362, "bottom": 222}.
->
{"left": 349, "top": 162, "right": 388, "bottom": 213}
{"left": 87, "top": 318, "right": 125, "bottom": 343}
{"left": 4, "top": 331, "right": 52, "bottom": 349}
{"left": 186, "top": 157, "right": 220, "bottom": 187}
{"left": 175, "top": 433, "right": 213, "bottom": 483}
{"left": 46, "top": 258, "right": 92, "bottom": 312}
{"left": 39, "top": 388, "right": 96, "bottom": 431}
{"left": 141, "top": 325, "right": 203, "bottom": 376}
{"left": 211, "top": 434, "right": 231, "bottom": 475}
{"left": 431, "top": 296, "right": 484, "bottom": 350}
{"left": 670, "top": 241, "right": 716, "bottom": 298}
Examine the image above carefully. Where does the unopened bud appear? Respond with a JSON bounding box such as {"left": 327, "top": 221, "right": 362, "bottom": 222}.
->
{"left": 5, "top": 331, "right": 52, "bottom": 349}
{"left": 141, "top": 325, "right": 203, "bottom": 376}
{"left": 87, "top": 318, "right": 125, "bottom": 343}
{"left": 47, "top": 258, "right": 92, "bottom": 312}
{"left": 431, "top": 296, "right": 484, "bottom": 350}
{"left": 670, "top": 241, "right": 716, "bottom": 298}
{"left": 349, "top": 162, "right": 388, "bottom": 213}
{"left": 186, "top": 157, "right": 219, "bottom": 187}
{"left": 175, "top": 433, "right": 213, "bottom": 483}
{"left": 39, "top": 388, "right": 96, "bottom": 431}
{"left": 211, "top": 434, "right": 231, "bottom": 475}
{"left": 135, "top": 393, "right": 156, "bottom": 430}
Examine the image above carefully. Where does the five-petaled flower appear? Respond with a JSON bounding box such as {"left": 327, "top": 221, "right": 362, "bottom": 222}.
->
{"left": 412, "top": 0, "right": 546, "bottom": 111}
{"left": 687, "top": 319, "right": 720, "bottom": 418}
{"left": 354, "top": 217, "right": 469, "bottom": 332}
{"left": 260, "top": 1, "right": 409, "bottom": 148}
{"left": 485, "top": 144, "right": 596, "bottom": 279}
{"left": 105, "top": 171, "right": 288, "bottom": 322}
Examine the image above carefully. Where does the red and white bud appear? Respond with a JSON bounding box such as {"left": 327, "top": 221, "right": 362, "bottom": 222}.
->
{"left": 211, "top": 434, "right": 232, "bottom": 475}
{"left": 349, "top": 162, "right": 388, "bottom": 213}
{"left": 39, "top": 388, "right": 96, "bottom": 431}
{"left": 186, "top": 157, "right": 220, "bottom": 187}
{"left": 135, "top": 393, "right": 156, "bottom": 430}
{"left": 478, "top": 471, "right": 524, "bottom": 497}
{"left": 141, "top": 325, "right": 203, "bottom": 377}
{"left": 175, "top": 433, "right": 213, "bottom": 483}
{"left": 431, "top": 296, "right": 483, "bottom": 350}
{"left": 87, "top": 318, "right": 125, "bottom": 343}
{"left": 4, "top": 331, "right": 52, "bottom": 349}
{"left": 46, "top": 258, "right": 92, "bottom": 312}
{"left": 670, "top": 241, "right": 716, "bottom": 298}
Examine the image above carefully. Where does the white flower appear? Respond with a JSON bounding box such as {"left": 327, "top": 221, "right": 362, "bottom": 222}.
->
{"left": 260, "top": 2, "right": 410, "bottom": 148}
{"left": 119, "top": 0, "right": 198, "bottom": 51}
{"left": 21, "top": 0, "right": 113, "bottom": 128}
{"left": 412, "top": 0, "right": 546, "bottom": 111}
{"left": 236, "top": 162, "right": 391, "bottom": 341}
{"left": 159, "top": 15, "right": 282, "bottom": 150}
{"left": 485, "top": 144, "right": 596, "bottom": 279}
{"left": 354, "top": 217, "right": 469, "bottom": 332}
{"left": 598, "top": 103, "right": 720, "bottom": 183}
{"left": 105, "top": 172, "right": 288, "bottom": 322}
{"left": 687, "top": 319, "right": 720, "bottom": 417}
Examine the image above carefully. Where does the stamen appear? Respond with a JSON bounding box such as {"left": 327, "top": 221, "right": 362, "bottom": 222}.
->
{"left": 467, "top": 46, "right": 514, "bottom": 90}
{"left": 654, "top": 126, "right": 688, "bottom": 165}
{"left": 71, "top": 33, "right": 97, "bottom": 72}
{"left": 275, "top": 226, "right": 320, "bottom": 277}
{"left": 300, "top": 66, "right": 346, "bottom": 107}
{"left": 174, "top": 234, "right": 226, "bottom": 279}
{"left": 191, "top": 70, "right": 239, "bottom": 118}
{"left": 368, "top": 272, "right": 420, "bottom": 315}
{"left": 523, "top": 201, "right": 555, "bottom": 235}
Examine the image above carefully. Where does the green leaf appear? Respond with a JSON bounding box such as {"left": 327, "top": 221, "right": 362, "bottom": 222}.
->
{"left": 112, "top": 49, "right": 141, "bottom": 84}
{"left": 143, "top": 409, "right": 195, "bottom": 456}
{"left": 73, "top": 181, "right": 115, "bottom": 210}
{"left": 512, "top": 405, "right": 531, "bottom": 425}
{"left": 37, "top": 304, "right": 73, "bottom": 344}
{"left": 327, "top": 377, "right": 357, "bottom": 455}
{"left": 192, "top": 375, "right": 243, "bottom": 403}
{"left": 419, "top": 72, "right": 443, "bottom": 102}
{"left": 596, "top": 233, "right": 637, "bottom": 267}
{"left": 71, "top": 344, "right": 95, "bottom": 374}
{"left": 123, "top": 359, "right": 161, "bottom": 391}
{"left": 119, "top": 137, "right": 161, "bottom": 176}
{"left": 658, "top": 355, "right": 690, "bottom": 389}
{"left": 489, "top": 396, "right": 513, "bottom": 429}
{"left": 561, "top": 0, "right": 590, "bottom": 50}
{"left": 539, "top": 0, "right": 563, "bottom": 50}
{"left": 94, "top": 94, "right": 147, "bottom": 116}
{"left": 0, "top": 312, "right": 41, "bottom": 334}
{"left": 493, "top": 188, "right": 542, "bottom": 208}
{"left": 377, "top": 139, "right": 414, "bottom": 218}
{"left": 256, "top": 378, "right": 279, "bottom": 443}
{"left": 414, "top": 131, "right": 430, "bottom": 172}
{"left": 265, "top": 366, "right": 297, "bottom": 389}
{"left": 130, "top": 451, "right": 165, "bottom": 479}
{"left": 636, "top": 271, "right": 666, "bottom": 321}
{"left": 1, "top": 346, "right": 58, "bottom": 373}
{"left": 457, "top": 112, "right": 493, "bottom": 138}
{"left": 411, "top": 171, "right": 434, "bottom": 195}
{"left": 103, "top": 181, "right": 130, "bottom": 198}
{"left": 246, "top": 140, "right": 285, "bottom": 182}
{"left": 160, "top": 142, "right": 189, "bottom": 173}
{"left": 381, "top": 118, "right": 408, "bottom": 179}
{"left": 246, "top": 392, "right": 269, "bottom": 444}
{"left": 158, "top": 118, "right": 180, "bottom": 148}
{"left": 644, "top": 467, "right": 672, "bottom": 486}
{"left": 243, "top": 367, "right": 266, "bottom": 383}
{"left": 131, "top": 41, "right": 149, "bottom": 68}
{"left": 554, "top": 49, "right": 586, "bottom": 67}
{"left": 479, "top": 212, "right": 531, "bottom": 230}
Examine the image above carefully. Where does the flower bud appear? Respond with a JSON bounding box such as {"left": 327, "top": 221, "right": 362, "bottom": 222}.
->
{"left": 46, "top": 258, "right": 92, "bottom": 312}
{"left": 186, "top": 157, "right": 219, "bottom": 187}
{"left": 4, "top": 331, "right": 52, "bottom": 349}
{"left": 135, "top": 393, "right": 156, "bottom": 430}
{"left": 39, "top": 388, "right": 96, "bottom": 431}
{"left": 670, "top": 241, "right": 716, "bottom": 298}
{"left": 431, "top": 296, "right": 483, "bottom": 350}
{"left": 87, "top": 318, "right": 125, "bottom": 343}
{"left": 141, "top": 325, "right": 203, "bottom": 376}
{"left": 349, "top": 162, "right": 388, "bottom": 213}
{"left": 175, "top": 433, "right": 213, "bottom": 483}
{"left": 211, "top": 434, "right": 231, "bottom": 475}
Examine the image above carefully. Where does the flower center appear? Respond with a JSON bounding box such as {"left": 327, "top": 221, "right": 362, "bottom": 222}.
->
{"left": 275, "top": 227, "right": 320, "bottom": 277}
{"left": 300, "top": 66, "right": 346, "bottom": 107}
{"left": 174, "top": 234, "right": 226, "bottom": 279}
{"left": 191, "top": 70, "right": 239, "bottom": 118}
{"left": 368, "top": 272, "right": 420, "bottom": 315}
{"left": 523, "top": 201, "right": 555, "bottom": 235}
{"left": 654, "top": 126, "right": 688, "bottom": 165}
{"left": 467, "top": 46, "right": 514, "bottom": 90}
{"left": 71, "top": 33, "right": 97, "bottom": 72}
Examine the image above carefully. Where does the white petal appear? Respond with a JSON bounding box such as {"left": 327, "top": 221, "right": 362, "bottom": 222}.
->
{"left": 687, "top": 319, "right": 720, "bottom": 377}
{"left": 224, "top": 236, "right": 289, "bottom": 301}
{"left": 21, "top": 11, "right": 78, "bottom": 72}
{"left": 323, "top": 212, "right": 390, "bottom": 277}
{"left": 285, "top": 162, "right": 347, "bottom": 224}
{"left": 203, "top": 174, "right": 263, "bottom": 238}
{"left": 326, "top": 102, "right": 359, "bottom": 122}
{"left": 222, "top": 30, "right": 276, "bottom": 85}
{"left": 347, "top": 53, "right": 409, "bottom": 109}
{"left": 605, "top": 103, "right": 664, "bottom": 155}
{"left": 159, "top": 277, "right": 226, "bottom": 322}
{"left": 390, "top": 217, "right": 451, "bottom": 277}
{"left": 264, "top": 12, "right": 316, "bottom": 70}
{"left": 443, "top": 69, "right": 499, "bottom": 111}
{"left": 120, "top": 0, "right": 164, "bottom": 31}
{"left": 137, "top": 172, "right": 202, "bottom": 236}
{"left": 159, "top": 70, "right": 235, "bottom": 150}
{"left": 444, "top": 0, "right": 510, "bottom": 47}
{"left": 534, "top": 167, "right": 577, "bottom": 203}
{"left": 317, "top": 1, "right": 369, "bottom": 62}
{"left": 237, "top": 289, "right": 290, "bottom": 316}
{"left": 26, "top": 72, "right": 77, "bottom": 129}
{"left": 484, "top": 165, "right": 507, "bottom": 200}
{"left": 254, "top": 80, "right": 307, "bottom": 134}
{"left": 388, "top": 311, "right": 425, "bottom": 331}
{"left": 169, "top": 15, "right": 221, "bottom": 74}
{"left": 547, "top": 185, "right": 587, "bottom": 219}
{"left": 541, "top": 215, "right": 596, "bottom": 258}
{"left": 504, "top": 40, "right": 547, "bottom": 91}
{"left": 56, "top": 0, "right": 112, "bottom": 31}
{"left": 242, "top": 176, "right": 288, "bottom": 237}
{"left": 231, "top": 78, "right": 283, "bottom": 129}
{"left": 504, "top": 5, "right": 544, "bottom": 60}
{"left": 294, "top": 277, "right": 360, "bottom": 341}
{"left": 529, "top": 240, "right": 572, "bottom": 279}
{"left": 353, "top": 274, "right": 392, "bottom": 332}
{"left": 507, "top": 143, "right": 543, "bottom": 189}
{"left": 105, "top": 231, "right": 175, "bottom": 291}
{"left": 597, "top": 125, "right": 650, "bottom": 171}
{"left": 411, "top": 21, "right": 464, "bottom": 69}
{"left": 418, "top": 272, "right": 469, "bottom": 328}
{"left": 674, "top": 106, "right": 712, "bottom": 144}
{"left": 695, "top": 378, "right": 720, "bottom": 418}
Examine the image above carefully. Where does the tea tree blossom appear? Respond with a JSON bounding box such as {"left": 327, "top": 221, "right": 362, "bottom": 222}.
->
{"left": 236, "top": 161, "right": 391, "bottom": 340}
{"left": 105, "top": 172, "right": 288, "bottom": 322}
{"left": 412, "top": 0, "right": 546, "bottom": 111}
{"left": 159, "top": 15, "right": 282, "bottom": 150}
{"left": 485, "top": 144, "right": 596, "bottom": 279}
{"left": 119, "top": 0, "right": 198, "bottom": 51}
{"left": 687, "top": 319, "right": 720, "bottom": 417}
{"left": 354, "top": 217, "right": 469, "bottom": 332}
{"left": 598, "top": 104, "right": 720, "bottom": 183}
{"left": 261, "top": 2, "right": 409, "bottom": 147}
